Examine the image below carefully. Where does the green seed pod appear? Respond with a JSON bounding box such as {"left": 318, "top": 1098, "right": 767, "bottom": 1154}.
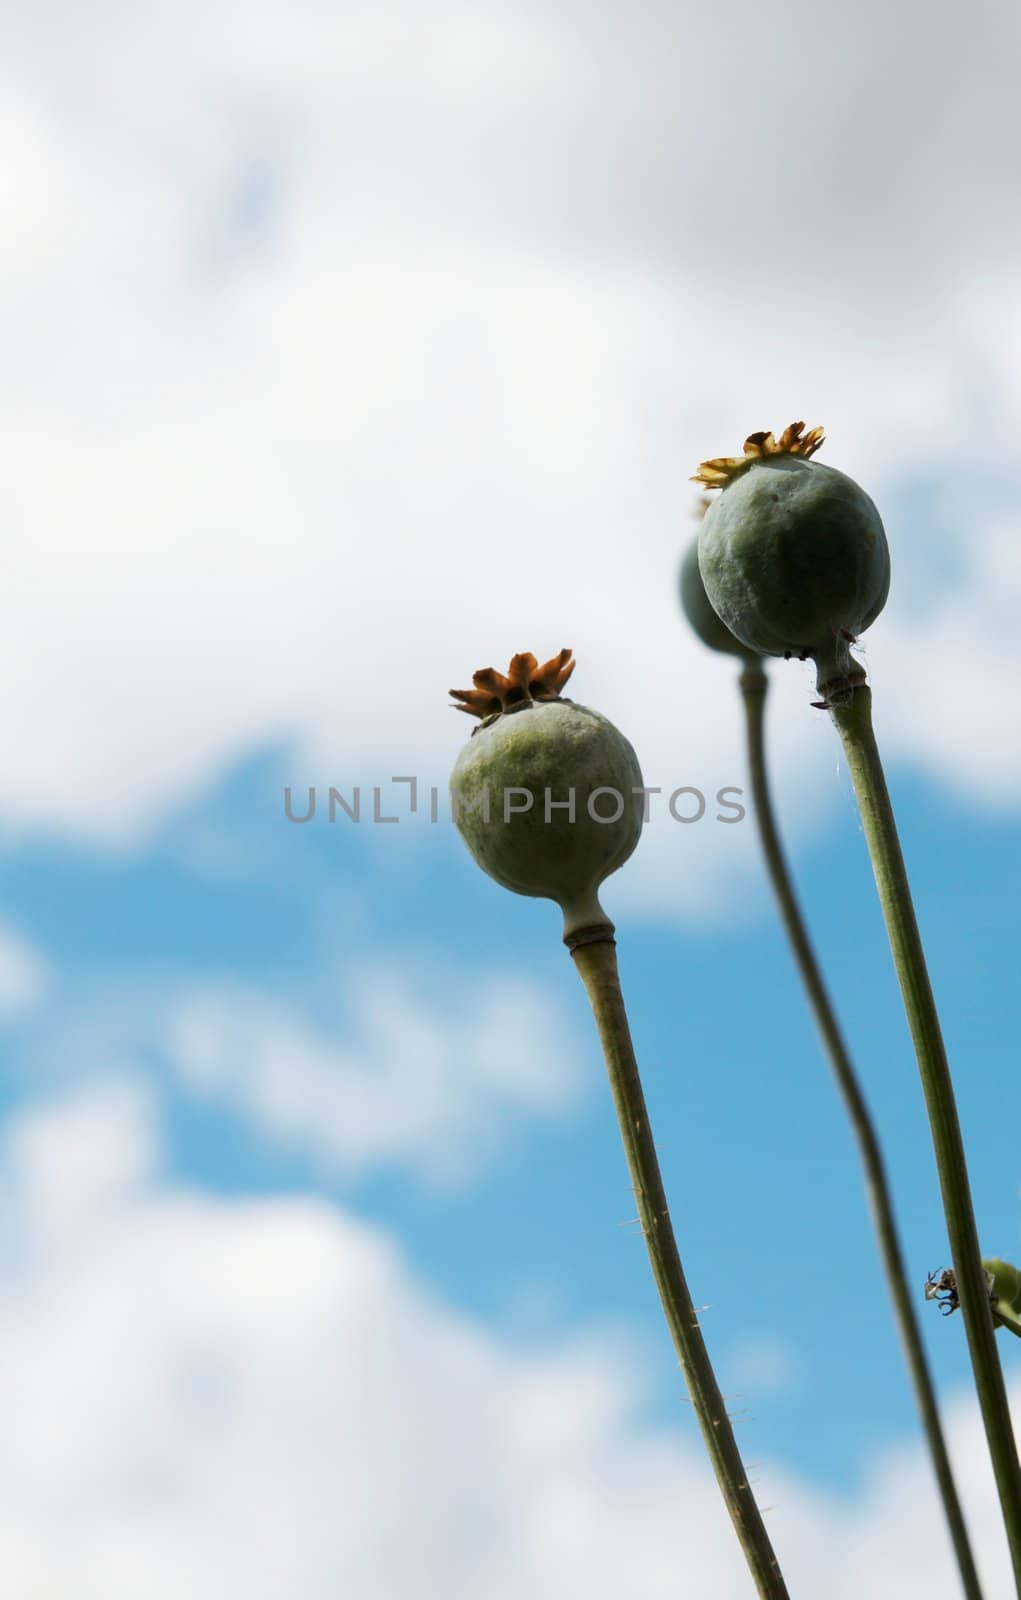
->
{"left": 984, "top": 1258, "right": 1021, "bottom": 1337}
{"left": 694, "top": 422, "right": 891, "bottom": 705}
{"left": 449, "top": 649, "right": 644, "bottom": 943}
{"left": 678, "top": 534, "right": 757, "bottom": 660}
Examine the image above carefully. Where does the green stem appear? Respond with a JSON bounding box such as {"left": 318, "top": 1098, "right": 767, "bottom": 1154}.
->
{"left": 831, "top": 683, "right": 1021, "bottom": 1591}
{"left": 570, "top": 930, "right": 790, "bottom": 1600}
{"left": 741, "top": 664, "right": 984, "bottom": 1600}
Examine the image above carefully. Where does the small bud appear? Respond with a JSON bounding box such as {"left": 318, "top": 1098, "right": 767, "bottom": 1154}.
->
{"left": 983, "top": 1258, "right": 1021, "bottom": 1336}
{"left": 925, "top": 1258, "right": 1021, "bottom": 1337}
{"left": 449, "top": 650, "right": 644, "bottom": 941}
{"left": 693, "top": 423, "right": 890, "bottom": 704}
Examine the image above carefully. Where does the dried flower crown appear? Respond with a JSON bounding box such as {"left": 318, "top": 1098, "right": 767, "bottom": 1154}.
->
{"left": 450, "top": 648, "right": 575, "bottom": 722}
{"left": 691, "top": 421, "right": 825, "bottom": 490}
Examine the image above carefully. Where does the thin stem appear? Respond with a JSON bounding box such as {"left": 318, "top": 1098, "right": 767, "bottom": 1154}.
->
{"left": 741, "top": 664, "right": 983, "bottom": 1600}
{"left": 570, "top": 930, "right": 790, "bottom": 1600}
{"left": 830, "top": 683, "right": 1021, "bottom": 1592}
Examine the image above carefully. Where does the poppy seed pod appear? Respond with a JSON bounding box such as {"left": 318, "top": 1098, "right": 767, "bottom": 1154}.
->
{"left": 679, "top": 536, "right": 757, "bottom": 660}
{"left": 694, "top": 423, "right": 890, "bottom": 704}
{"left": 449, "top": 650, "right": 644, "bottom": 943}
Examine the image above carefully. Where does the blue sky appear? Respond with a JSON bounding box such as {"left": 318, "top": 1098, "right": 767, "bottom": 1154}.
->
{"left": 5, "top": 662, "right": 1020, "bottom": 1499}
{"left": 3, "top": 0, "right": 1021, "bottom": 1594}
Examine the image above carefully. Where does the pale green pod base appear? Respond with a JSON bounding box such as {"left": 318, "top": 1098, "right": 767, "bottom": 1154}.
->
{"left": 450, "top": 699, "right": 644, "bottom": 940}
{"left": 699, "top": 456, "right": 890, "bottom": 700}
{"left": 558, "top": 885, "right": 612, "bottom": 945}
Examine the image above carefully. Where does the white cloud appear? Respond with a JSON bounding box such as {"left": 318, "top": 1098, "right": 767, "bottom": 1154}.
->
{"left": 876, "top": 512, "right": 1021, "bottom": 806}
{"left": 4, "top": 1076, "right": 156, "bottom": 1250}
{"left": 0, "top": 923, "right": 49, "bottom": 1017}
{"left": 0, "top": 0, "right": 1018, "bottom": 924}
{"left": 0, "top": 1080, "right": 1017, "bottom": 1598}
{"left": 167, "top": 965, "right": 583, "bottom": 1185}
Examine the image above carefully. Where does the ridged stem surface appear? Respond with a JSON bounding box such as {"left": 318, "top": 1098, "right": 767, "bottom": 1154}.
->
{"left": 741, "top": 664, "right": 983, "bottom": 1600}
{"left": 831, "top": 684, "right": 1021, "bottom": 1593}
{"left": 571, "top": 932, "right": 790, "bottom": 1600}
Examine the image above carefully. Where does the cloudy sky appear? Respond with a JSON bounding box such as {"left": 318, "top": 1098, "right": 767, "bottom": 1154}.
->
{"left": 3, "top": 0, "right": 1021, "bottom": 1593}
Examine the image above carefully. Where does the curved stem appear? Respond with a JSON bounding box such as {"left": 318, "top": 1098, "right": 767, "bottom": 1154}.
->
{"left": 830, "top": 683, "right": 1021, "bottom": 1592}
{"left": 741, "top": 664, "right": 983, "bottom": 1600}
{"left": 570, "top": 930, "right": 790, "bottom": 1600}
